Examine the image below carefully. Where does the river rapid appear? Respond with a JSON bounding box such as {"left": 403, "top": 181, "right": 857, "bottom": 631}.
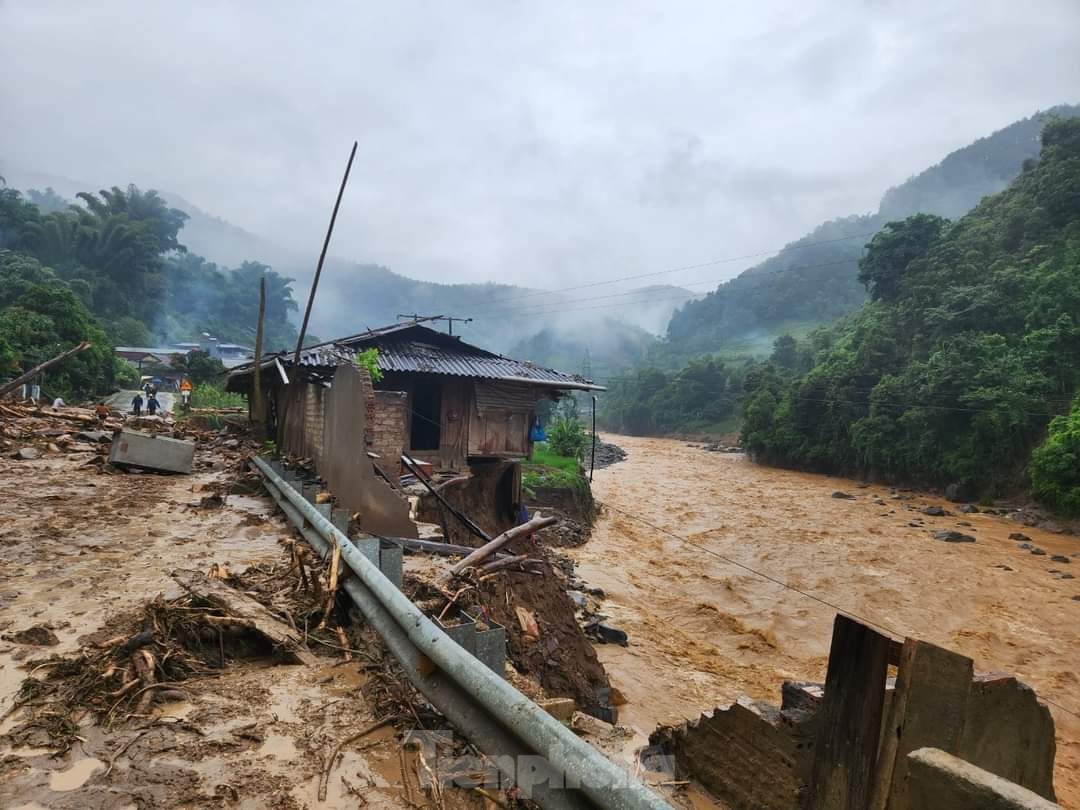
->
{"left": 570, "top": 434, "right": 1080, "bottom": 807}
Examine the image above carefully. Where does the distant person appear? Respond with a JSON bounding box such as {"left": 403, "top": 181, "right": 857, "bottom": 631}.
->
{"left": 94, "top": 403, "right": 110, "bottom": 422}
{"left": 51, "top": 397, "right": 65, "bottom": 410}
{"left": 131, "top": 393, "right": 144, "bottom": 416}
{"left": 147, "top": 396, "right": 160, "bottom": 416}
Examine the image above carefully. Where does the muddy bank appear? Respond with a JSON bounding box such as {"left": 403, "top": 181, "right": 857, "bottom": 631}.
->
{"left": 0, "top": 433, "right": 472, "bottom": 809}
{"left": 571, "top": 435, "right": 1080, "bottom": 808}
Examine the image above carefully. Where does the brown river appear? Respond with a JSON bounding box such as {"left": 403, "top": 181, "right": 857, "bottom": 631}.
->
{"left": 571, "top": 435, "right": 1080, "bottom": 808}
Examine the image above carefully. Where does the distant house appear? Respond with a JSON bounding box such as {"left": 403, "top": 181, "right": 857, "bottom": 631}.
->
{"left": 226, "top": 323, "right": 603, "bottom": 471}
{"left": 114, "top": 338, "right": 254, "bottom": 376}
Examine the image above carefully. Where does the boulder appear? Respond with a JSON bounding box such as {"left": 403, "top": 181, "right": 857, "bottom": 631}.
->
{"left": 958, "top": 504, "right": 980, "bottom": 514}
{"left": 1009, "top": 533, "right": 1031, "bottom": 542}
{"left": 923, "top": 506, "right": 949, "bottom": 516}
{"left": 1050, "top": 555, "right": 1069, "bottom": 564}
{"left": 831, "top": 491, "right": 856, "bottom": 500}
{"left": 14, "top": 447, "right": 41, "bottom": 460}
{"left": 945, "top": 482, "right": 975, "bottom": 502}
{"left": 934, "top": 530, "right": 976, "bottom": 543}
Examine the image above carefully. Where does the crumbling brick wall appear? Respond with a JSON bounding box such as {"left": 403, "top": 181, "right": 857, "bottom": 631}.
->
{"left": 302, "top": 384, "right": 325, "bottom": 463}
{"left": 371, "top": 390, "right": 407, "bottom": 473}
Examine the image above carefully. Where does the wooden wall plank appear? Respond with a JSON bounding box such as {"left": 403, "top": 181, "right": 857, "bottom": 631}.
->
{"left": 806, "top": 614, "right": 893, "bottom": 810}
{"left": 870, "top": 639, "right": 973, "bottom": 810}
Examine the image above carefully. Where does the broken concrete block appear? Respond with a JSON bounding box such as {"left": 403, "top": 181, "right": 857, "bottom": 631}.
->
{"left": 538, "top": 697, "right": 576, "bottom": 722}
{"left": 570, "top": 710, "right": 615, "bottom": 738}
{"left": 650, "top": 696, "right": 814, "bottom": 810}
{"left": 904, "top": 748, "right": 1060, "bottom": 809}
{"left": 957, "top": 674, "right": 1057, "bottom": 801}
{"left": 14, "top": 447, "right": 41, "bottom": 460}
{"left": 108, "top": 428, "right": 194, "bottom": 474}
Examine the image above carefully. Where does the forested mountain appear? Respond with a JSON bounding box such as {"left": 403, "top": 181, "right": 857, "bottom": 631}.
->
{"left": 0, "top": 181, "right": 301, "bottom": 398}
{"left": 665, "top": 105, "right": 1080, "bottom": 361}
{"left": 741, "top": 118, "right": 1080, "bottom": 508}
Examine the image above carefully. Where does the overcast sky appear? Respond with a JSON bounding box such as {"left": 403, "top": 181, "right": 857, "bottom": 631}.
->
{"left": 2, "top": 0, "right": 1079, "bottom": 292}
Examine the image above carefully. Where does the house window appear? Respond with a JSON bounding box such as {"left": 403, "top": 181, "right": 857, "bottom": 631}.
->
{"left": 411, "top": 380, "right": 442, "bottom": 451}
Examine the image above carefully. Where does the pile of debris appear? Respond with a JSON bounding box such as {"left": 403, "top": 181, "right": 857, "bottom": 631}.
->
{"left": 591, "top": 440, "right": 627, "bottom": 469}
{"left": 2, "top": 558, "right": 363, "bottom": 754}
{"left": 701, "top": 441, "right": 743, "bottom": 453}
{"left": 0, "top": 403, "right": 121, "bottom": 461}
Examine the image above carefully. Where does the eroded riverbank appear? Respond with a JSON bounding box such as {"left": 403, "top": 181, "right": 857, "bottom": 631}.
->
{"left": 571, "top": 434, "right": 1080, "bottom": 808}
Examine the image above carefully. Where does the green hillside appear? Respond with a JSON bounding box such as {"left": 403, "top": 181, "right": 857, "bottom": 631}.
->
{"left": 741, "top": 118, "right": 1080, "bottom": 506}
{"left": 665, "top": 105, "right": 1080, "bottom": 361}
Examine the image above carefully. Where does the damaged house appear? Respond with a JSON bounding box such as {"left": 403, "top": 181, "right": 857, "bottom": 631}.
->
{"left": 228, "top": 322, "right": 602, "bottom": 472}
{"left": 226, "top": 323, "right": 603, "bottom": 539}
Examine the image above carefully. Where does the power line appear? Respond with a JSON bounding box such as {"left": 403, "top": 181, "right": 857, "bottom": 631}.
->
{"left": 471, "top": 257, "right": 862, "bottom": 319}
{"left": 593, "top": 498, "right": 1080, "bottom": 721}
{"left": 475, "top": 230, "right": 877, "bottom": 308}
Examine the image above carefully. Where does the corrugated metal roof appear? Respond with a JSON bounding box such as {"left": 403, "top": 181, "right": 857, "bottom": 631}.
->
{"left": 228, "top": 324, "right": 604, "bottom": 390}
{"left": 373, "top": 340, "right": 598, "bottom": 387}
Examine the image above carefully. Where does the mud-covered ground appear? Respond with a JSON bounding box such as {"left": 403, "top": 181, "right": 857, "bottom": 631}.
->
{"left": 571, "top": 435, "right": 1080, "bottom": 809}
{"left": 0, "top": 446, "right": 427, "bottom": 809}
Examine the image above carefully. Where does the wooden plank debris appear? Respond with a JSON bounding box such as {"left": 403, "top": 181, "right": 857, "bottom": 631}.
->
{"left": 171, "top": 570, "right": 317, "bottom": 665}
{"left": 806, "top": 614, "right": 893, "bottom": 810}
{"left": 870, "top": 639, "right": 974, "bottom": 810}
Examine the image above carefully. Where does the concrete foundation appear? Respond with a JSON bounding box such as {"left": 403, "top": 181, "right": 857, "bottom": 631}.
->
{"left": 905, "top": 748, "right": 1060, "bottom": 809}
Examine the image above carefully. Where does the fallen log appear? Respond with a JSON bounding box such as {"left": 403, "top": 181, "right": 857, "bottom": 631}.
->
{"left": 171, "top": 569, "right": 317, "bottom": 665}
{"left": 478, "top": 554, "right": 531, "bottom": 575}
{"left": 444, "top": 514, "right": 557, "bottom": 579}
{"left": 0, "top": 341, "right": 93, "bottom": 400}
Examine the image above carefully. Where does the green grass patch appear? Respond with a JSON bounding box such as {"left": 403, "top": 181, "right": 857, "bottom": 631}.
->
{"left": 523, "top": 443, "right": 588, "bottom": 495}
{"left": 191, "top": 383, "right": 246, "bottom": 409}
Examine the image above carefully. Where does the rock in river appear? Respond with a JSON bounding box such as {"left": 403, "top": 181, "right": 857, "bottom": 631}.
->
{"left": 933, "top": 530, "right": 975, "bottom": 543}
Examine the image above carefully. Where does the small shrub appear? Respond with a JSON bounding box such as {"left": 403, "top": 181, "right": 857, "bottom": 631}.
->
{"left": 191, "top": 383, "right": 246, "bottom": 410}
{"left": 547, "top": 417, "right": 589, "bottom": 460}
{"left": 354, "top": 348, "right": 383, "bottom": 382}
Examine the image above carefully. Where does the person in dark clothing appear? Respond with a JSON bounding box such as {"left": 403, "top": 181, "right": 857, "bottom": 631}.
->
{"left": 147, "top": 396, "right": 160, "bottom": 416}
{"left": 131, "top": 393, "right": 144, "bottom": 416}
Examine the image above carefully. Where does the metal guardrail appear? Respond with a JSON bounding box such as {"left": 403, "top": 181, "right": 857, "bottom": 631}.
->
{"left": 251, "top": 456, "right": 672, "bottom": 810}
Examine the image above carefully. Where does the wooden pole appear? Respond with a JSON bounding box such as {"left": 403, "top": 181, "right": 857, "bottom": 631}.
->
{"left": 590, "top": 395, "right": 597, "bottom": 482}
{"left": 0, "top": 341, "right": 92, "bottom": 400}
{"left": 444, "top": 514, "right": 557, "bottom": 579}
{"left": 251, "top": 275, "right": 266, "bottom": 436}
{"left": 293, "top": 141, "right": 358, "bottom": 366}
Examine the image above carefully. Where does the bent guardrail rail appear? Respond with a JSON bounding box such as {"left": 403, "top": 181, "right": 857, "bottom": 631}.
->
{"left": 251, "top": 456, "right": 672, "bottom": 810}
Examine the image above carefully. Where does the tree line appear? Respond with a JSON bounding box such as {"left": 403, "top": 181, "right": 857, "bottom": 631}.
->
{"left": 741, "top": 118, "right": 1080, "bottom": 512}
{"left": 0, "top": 182, "right": 300, "bottom": 399}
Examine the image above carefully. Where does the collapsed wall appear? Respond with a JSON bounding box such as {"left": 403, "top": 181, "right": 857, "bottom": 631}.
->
{"left": 650, "top": 673, "right": 1057, "bottom": 810}
{"left": 416, "top": 463, "right": 615, "bottom": 717}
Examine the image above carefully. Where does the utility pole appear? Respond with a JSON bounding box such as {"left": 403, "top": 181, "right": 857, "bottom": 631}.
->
{"left": 395, "top": 314, "right": 472, "bottom": 335}
{"left": 443, "top": 316, "right": 473, "bottom": 336}
{"left": 251, "top": 275, "right": 266, "bottom": 437}
{"left": 294, "top": 140, "right": 358, "bottom": 366}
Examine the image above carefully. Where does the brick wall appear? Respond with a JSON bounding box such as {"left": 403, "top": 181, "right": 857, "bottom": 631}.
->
{"left": 371, "top": 390, "right": 408, "bottom": 473}
{"left": 302, "top": 384, "right": 325, "bottom": 463}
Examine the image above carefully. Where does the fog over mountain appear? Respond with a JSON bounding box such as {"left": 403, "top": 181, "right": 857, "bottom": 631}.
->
{"left": 3, "top": 0, "right": 1079, "bottom": 342}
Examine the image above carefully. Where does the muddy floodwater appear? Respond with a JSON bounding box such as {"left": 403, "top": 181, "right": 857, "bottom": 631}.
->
{"left": 572, "top": 435, "right": 1080, "bottom": 808}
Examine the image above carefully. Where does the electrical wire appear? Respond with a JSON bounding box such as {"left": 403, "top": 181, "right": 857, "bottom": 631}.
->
{"left": 591, "top": 496, "right": 1080, "bottom": 721}
{"left": 476, "top": 231, "right": 878, "bottom": 308}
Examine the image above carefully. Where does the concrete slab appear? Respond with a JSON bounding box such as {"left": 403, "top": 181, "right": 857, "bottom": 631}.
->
{"left": 905, "top": 748, "right": 1060, "bottom": 809}
{"left": 108, "top": 429, "right": 194, "bottom": 474}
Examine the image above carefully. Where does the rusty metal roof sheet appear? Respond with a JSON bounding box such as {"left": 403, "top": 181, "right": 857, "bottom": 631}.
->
{"left": 228, "top": 324, "right": 604, "bottom": 390}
